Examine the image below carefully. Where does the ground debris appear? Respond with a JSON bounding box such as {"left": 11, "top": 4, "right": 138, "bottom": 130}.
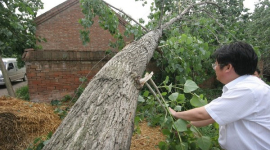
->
{"left": 0, "top": 96, "right": 165, "bottom": 150}
{"left": 131, "top": 121, "right": 166, "bottom": 150}
{"left": 0, "top": 96, "right": 61, "bottom": 150}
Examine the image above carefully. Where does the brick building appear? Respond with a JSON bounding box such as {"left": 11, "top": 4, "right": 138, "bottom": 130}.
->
{"left": 23, "top": 0, "right": 134, "bottom": 102}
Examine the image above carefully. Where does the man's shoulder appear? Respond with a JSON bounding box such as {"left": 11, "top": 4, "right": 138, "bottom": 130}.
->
{"left": 235, "top": 76, "right": 270, "bottom": 93}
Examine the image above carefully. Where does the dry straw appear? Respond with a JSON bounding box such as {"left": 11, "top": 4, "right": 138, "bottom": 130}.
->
{"left": 0, "top": 96, "right": 61, "bottom": 150}
{"left": 0, "top": 96, "right": 166, "bottom": 150}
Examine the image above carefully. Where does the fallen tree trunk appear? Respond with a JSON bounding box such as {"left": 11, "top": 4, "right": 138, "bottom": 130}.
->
{"left": 43, "top": 29, "right": 162, "bottom": 150}
{"left": 42, "top": 1, "right": 218, "bottom": 149}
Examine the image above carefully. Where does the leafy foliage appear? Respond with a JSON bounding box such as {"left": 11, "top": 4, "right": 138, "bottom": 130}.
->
{"left": 0, "top": 0, "right": 43, "bottom": 96}
{"left": 147, "top": 0, "right": 252, "bottom": 85}
{"left": 79, "top": 0, "right": 254, "bottom": 85}
{"left": 26, "top": 132, "right": 52, "bottom": 150}
{"left": 245, "top": 0, "right": 270, "bottom": 78}
{"left": 156, "top": 33, "right": 213, "bottom": 84}
{"left": 0, "top": 0, "right": 43, "bottom": 57}
{"left": 80, "top": 0, "right": 127, "bottom": 49}
{"left": 136, "top": 77, "right": 220, "bottom": 150}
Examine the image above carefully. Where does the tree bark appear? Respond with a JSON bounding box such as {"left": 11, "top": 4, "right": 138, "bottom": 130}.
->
{"left": 0, "top": 55, "right": 15, "bottom": 97}
{"left": 42, "top": 29, "right": 162, "bottom": 150}
{"left": 42, "top": 2, "right": 218, "bottom": 149}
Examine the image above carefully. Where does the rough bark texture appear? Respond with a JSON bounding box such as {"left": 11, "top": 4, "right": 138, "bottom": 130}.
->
{"left": 0, "top": 55, "right": 15, "bottom": 97}
{"left": 42, "top": 29, "right": 162, "bottom": 150}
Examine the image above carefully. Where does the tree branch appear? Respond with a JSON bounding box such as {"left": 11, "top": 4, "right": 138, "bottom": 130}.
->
{"left": 161, "top": 1, "right": 219, "bottom": 30}
{"left": 196, "top": 24, "right": 221, "bottom": 44}
{"left": 202, "top": 9, "right": 239, "bottom": 41}
{"left": 102, "top": 0, "right": 149, "bottom": 32}
{"left": 158, "top": 0, "right": 165, "bottom": 29}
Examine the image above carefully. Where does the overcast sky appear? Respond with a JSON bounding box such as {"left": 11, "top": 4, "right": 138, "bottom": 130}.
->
{"left": 37, "top": 0, "right": 153, "bottom": 22}
{"left": 37, "top": 0, "right": 259, "bottom": 23}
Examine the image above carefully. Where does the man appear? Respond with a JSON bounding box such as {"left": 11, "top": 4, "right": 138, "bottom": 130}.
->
{"left": 169, "top": 42, "right": 270, "bottom": 150}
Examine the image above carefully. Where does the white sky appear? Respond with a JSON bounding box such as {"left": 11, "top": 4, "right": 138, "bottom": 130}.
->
{"left": 37, "top": 0, "right": 259, "bottom": 22}
{"left": 37, "top": 0, "right": 153, "bottom": 23}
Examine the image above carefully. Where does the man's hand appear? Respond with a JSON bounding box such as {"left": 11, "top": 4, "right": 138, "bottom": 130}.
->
{"left": 169, "top": 107, "right": 177, "bottom": 118}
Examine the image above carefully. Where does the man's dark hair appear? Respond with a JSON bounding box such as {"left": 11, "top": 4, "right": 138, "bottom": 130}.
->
{"left": 213, "top": 41, "right": 258, "bottom": 75}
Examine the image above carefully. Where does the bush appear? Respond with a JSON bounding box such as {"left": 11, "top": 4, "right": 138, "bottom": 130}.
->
{"left": 15, "top": 85, "right": 29, "bottom": 101}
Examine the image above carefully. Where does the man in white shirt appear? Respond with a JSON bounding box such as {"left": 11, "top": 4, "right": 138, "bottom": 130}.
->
{"left": 169, "top": 42, "right": 270, "bottom": 150}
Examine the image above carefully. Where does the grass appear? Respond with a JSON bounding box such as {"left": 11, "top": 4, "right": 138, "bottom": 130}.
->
{"left": 15, "top": 85, "right": 30, "bottom": 101}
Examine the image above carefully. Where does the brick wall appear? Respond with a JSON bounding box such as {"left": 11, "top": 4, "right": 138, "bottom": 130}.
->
{"left": 25, "top": 0, "right": 140, "bottom": 102}
{"left": 35, "top": 0, "right": 132, "bottom": 51}
{"left": 23, "top": 49, "right": 159, "bottom": 102}
{"left": 24, "top": 50, "right": 115, "bottom": 102}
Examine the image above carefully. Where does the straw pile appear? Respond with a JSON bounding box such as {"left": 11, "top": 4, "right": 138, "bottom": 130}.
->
{"left": 0, "top": 96, "right": 61, "bottom": 150}
{"left": 0, "top": 96, "right": 165, "bottom": 150}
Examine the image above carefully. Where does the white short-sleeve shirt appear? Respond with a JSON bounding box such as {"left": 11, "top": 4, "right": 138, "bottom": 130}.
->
{"left": 205, "top": 75, "right": 270, "bottom": 150}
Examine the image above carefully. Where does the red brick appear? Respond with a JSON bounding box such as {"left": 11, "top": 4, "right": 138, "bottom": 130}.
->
{"left": 37, "top": 73, "right": 45, "bottom": 77}
{"left": 24, "top": 0, "right": 156, "bottom": 103}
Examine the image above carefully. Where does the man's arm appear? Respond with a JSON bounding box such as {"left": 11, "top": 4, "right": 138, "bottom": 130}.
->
{"left": 169, "top": 107, "right": 212, "bottom": 121}
{"left": 190, "top": 119, "right": 215, "bottom": 127}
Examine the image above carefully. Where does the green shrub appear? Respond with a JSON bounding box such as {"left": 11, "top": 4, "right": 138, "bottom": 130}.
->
{"left": 26, "top": 132, "right": 52, "bottom": 150}
{"left": 15, "top": 85, "right": 29, "bottom": 101}
{"left": 136, "top": 77, "right": 221, "bottom": 150}
{"left": 62, "top": 95, "right": 72, "bottom": 102}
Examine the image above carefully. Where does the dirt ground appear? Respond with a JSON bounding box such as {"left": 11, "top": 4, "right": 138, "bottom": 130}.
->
{"left": 130, "top": 121, "right": 166, "bottom": 150}
{"left": 0, "top": 96, "right": 165, "bottom": 150}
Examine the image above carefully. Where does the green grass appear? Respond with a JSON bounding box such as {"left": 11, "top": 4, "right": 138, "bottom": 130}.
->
{"left": 15, "top": 85, "right": 30, "bottom": 101}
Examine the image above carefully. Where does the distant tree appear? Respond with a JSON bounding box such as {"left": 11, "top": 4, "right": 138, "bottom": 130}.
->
{"left": 0, "top": 0, "right": 43, "bottom": 96}
{"left": 246, "top": 0, "right": 270, "bottom": 78}
{"left": 147, "top": 0, "right": 248, "bottom": 84}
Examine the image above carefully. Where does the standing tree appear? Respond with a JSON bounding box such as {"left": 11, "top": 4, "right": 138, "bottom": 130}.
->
{"left": 246, "top": 0, "right": 270, "bottom": 79}
{"left": 147, "top": 0, "right": 248, "bottom": 84}
{"left": 0, "top": 0, "right": 43, "bottom": 96}
{"left": 42, "top": 1, "right": 224, "bottom": 149}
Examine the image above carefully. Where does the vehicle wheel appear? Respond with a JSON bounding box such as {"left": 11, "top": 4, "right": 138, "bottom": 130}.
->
{"left": 22, "top": 74, "right": 27, "bottom": 81}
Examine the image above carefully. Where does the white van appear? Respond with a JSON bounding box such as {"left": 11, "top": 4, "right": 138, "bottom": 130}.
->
{"left": 0, "top": 58, "right": 26, "bottom": 85}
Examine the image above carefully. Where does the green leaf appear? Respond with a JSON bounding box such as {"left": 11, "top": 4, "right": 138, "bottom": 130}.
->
{"left": 180, "top": 47, "right": 184, "bottom": 52}
{"left": 174, "top": 119, "right": 188, "bottom": 132}
{"left": 174, "top": 44, "right": 178, "bottom": 49}
{"left": 180, "top": 34, "right": 187, "bottom": 43}
{"left": 34, "top": 137, "right": 42, "bottom": 144}
{"left": 174, "top": 105, "right": 182, "bottom": 111}
{"left": 165, "top": 83, "right": 172, "bottom": 93}
{"left": 143, "top": 91, "right": 149, "bottom": 97}
{"left": 163, "top": 76, "right": 169, "bottom": 85}
{"left": 161, "top": 92, "right": 167, "bottom": 96}
{"left": 186, "top": 36, "right": 193, "bottom": 44}
{"left": 161, "top": 129, "right": 171, "bottom": 136}
{"left": 138, "top": 95, "right": 145, "bottom": 102}
{"left": 190, "top": 126, "right": 199, "bottom": 135}
{"left": 197, "top": 136, "right": 211, "bottom": 150}
{"left": 213, "top": 122, "right": 219, "bottom": 129}
{"left": 190, "top": 94, "right": 207, "bottom": 107}
{"left": 168, "top": 92, "right": 179, "bottom": 101}
{"left": 177, "top": 94, "right": 185, "bottom": 103}
{"left": 158, "top": 141, "right": 167, "bottom": 150}
{"left": 184, "top": 80, "right": 199, "bottom": 93}
{"left": 36, "top": 142, "right": 44, "bottom": 150}
{"left": 175, "top": 142, "right": 188, "bottom": 150}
